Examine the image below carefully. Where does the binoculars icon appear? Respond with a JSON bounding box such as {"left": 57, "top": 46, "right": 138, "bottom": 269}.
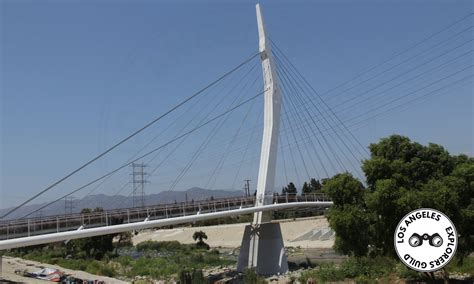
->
{"left": 408, "top": 233, "right": 443, "bottom": 247}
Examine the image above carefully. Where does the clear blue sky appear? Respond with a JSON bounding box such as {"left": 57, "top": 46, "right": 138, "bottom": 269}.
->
{"left": 1, "top": 0, "right": 473, "bottom": 209}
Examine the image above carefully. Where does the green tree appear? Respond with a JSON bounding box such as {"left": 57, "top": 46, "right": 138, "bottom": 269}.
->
{"left": 286, "top": 182, "right": 297, "bottom": 195}
{"left": 80, "top": 208, "right": 92, "bottom": 214}
{"left": 67, "top": 234, "right": 115, "bottom": 259}
{"left": 310, "top": 178, "right": 322, "bottom": 192}
{"left": 325, "top": 135, "right": 473, "bottom": 261}
{"left": 324, "top": 173, "right": 369, "bottom": 257}
{"left": 302, "top": 182, "right": 311, "bottom": 195}
{"left": 193, "top": 231, "right": 210, "bottom": 250}
{"left": 116, "top": 231, "right": 133, "bottom": 248}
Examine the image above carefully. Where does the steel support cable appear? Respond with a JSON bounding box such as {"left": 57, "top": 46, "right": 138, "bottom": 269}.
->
{"left": 344, "top": 77, "right": 474, "bottom": 131}
{"left": 202, "top": 67, "right": 262, "bottom": 189}
{"left": 269, "top": 34, "right": 473, "bottom": 148}
{"left": 276, "top": 56, "right": 356, "bottom": 175}
{"left": 330, "top": 39, "right": 474, "bottom": 111}
{"left": 85, "top": 62, "right": 230, "bottom": 200}
{"left": 276, "top": 60, "right": 341, "bottom": 175}
{"left": 276, "top": 64, "right": 322, "bottom": 177}
{"left": 145, "top": 62, "right": 260, "bottom": 179}
{"left": 20, "top": 89, "right": 267, "bottom": 219}
{"left": 79, "top": 60, "right": 261, "bottom": 210}
{"left": 282, "top": 92, "right": 323, "bottom": 180}
{"left": 277, "top": 64, "right": 365, "bottom": 183}
{"left": 165, "top": 73, "right": 262, "bottom": 192}
{"left": 284, "top": 77, "right": 361, "bottom": 179}
{"left": 343, "top": 66, "right": 474, "bottom": 126}
{"left": 164, "top": 70, "right": 262, "bottom": 190}
{"left": 271, "top": 44, "right": 473, "bottom": 149}
{"left": 290, "top": 78, "right": 365, "bottom": 179}
{"left": 281, "top": 97, "right": 312, "bottom": 180}
{"left": 276, "top": 67, "right": 328, "bottom": 178}
{"left": 136, "top": 62, "right": 259, "bottom": 199}
{"left": 221, "top": 32, "right": 473, "bottom": 148}
{"left": 282, "top": 73, "right": 474, "bottom": 147}
{"left": 205, "top": 95, "right": 258, "bottom": 190}
{"left": 301, "top": 66, "right": 474, "bottom": 137}
{"left": 1, "top": 52, "right": 260, "bottom": 220}
{"left": 281, "top": 90, "right": 322, "bottom": 179}
{"left": 238, "top": 68, "right": 473, "bottom": 159}
{"left": 270, "top": 42, "right": 368, "bottom": 156}
{"left": 168, "top": 73, "right": 262, "bottom": 192}
{"left": 284, "top": 13, "right": 473, "bottom": 98}
{"left": 280, "top": 109, "right": 302, "bottom": 188}
{"left": 108, "top": 66, "right": 246, "bottom": 209}
{"left": 270, "top": 38, "right": 472, "bottom": 123}
{"left": 275, "top": 54, "right": 366, "bottom": 173}
{"left": 231, "top": 110, "right": 262, "bottom": 189}
{"left": 258, "top": 63, "right": 472, "bottom": 162}
{"left": 320, "top": 26, "right": 474, "bottom": 102}
{"left": 278, "top": 122, "right": 290, "bottom": 185}
{"left": 275, "top": 39, "right": 473, "bottom": 117}
{"left": 335, "top": 48, "right": 474, "bottom": 115}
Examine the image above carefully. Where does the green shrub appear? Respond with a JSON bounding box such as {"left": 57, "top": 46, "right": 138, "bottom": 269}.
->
{"left": 243, "top": 268, "right": 267, "bottom": 284}
{"left": 299, "top": 257, "right": 397, "bottom": 283}
{"left": 136, "top": 240, "right": 184, "bottom": 252}
{"left": 446, "top": 256, "right": 474, "bottom": 275}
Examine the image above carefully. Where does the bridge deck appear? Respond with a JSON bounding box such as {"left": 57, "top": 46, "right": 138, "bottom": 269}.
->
{"left": 0, "top": 194, "right": 330, "bottom": 242}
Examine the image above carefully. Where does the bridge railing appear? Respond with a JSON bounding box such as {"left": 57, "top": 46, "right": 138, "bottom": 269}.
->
{"left": 0, "top": 193, "right": 330, "bottom": 241}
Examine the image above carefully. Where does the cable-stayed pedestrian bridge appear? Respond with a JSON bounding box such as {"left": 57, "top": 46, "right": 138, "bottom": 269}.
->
{"left": 1, "top": 2, "right": 471, "bottom": 275}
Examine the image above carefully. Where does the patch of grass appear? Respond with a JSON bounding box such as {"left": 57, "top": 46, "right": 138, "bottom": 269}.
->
{"left": 5, "top": 241, "right": 235, "bottom": 281}
{"left": 299, "top": 256, "right": 474, "bottom": 282}
{"left": 136, "top": 240, "right": 185, "bottom": 252}
{"left": 243, "top": 268, "right": 267, "bottom": 284}
{"left": 299, "top": 257, "right": 397, "bottom": 283}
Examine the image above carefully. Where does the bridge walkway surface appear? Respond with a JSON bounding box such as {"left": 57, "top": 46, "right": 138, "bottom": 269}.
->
{"left": 0, "top": 193, "right": 331, "bottom": 242}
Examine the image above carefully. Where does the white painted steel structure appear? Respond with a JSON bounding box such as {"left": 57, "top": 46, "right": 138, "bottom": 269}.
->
{"left": 0, "top": 7, "right": 336, "bottom": 272}
{"left": 238, "top": 5, "right": 288, "bottom": 274}
{"left": 253, "top": 4, "right": 282, "bottom": 224}
{"left": 0, "top": 202, "right": 332, "bottom": 250}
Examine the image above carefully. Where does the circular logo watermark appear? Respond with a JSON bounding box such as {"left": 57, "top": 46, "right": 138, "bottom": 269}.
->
{"left": 394, "top": 208, "right": 457, "bottom": 272}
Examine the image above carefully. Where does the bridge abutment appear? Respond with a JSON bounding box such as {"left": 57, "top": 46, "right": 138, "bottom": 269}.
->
{"left": 237, "top": 222, "right": 288, "bottom": 275}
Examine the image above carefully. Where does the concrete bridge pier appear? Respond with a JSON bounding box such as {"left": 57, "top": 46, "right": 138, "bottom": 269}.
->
{"left": 236, "top": 222, "right": 288, "bottom": 275}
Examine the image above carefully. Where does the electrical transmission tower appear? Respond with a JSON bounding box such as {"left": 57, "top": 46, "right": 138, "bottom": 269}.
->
{"left": 131, "top": 163, "right": 149, "bottom": 208}
{"left": 64, "top": 196, "right": 75, "bottom": 214}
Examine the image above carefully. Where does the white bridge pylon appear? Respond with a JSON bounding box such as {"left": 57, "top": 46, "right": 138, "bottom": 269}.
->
{"left": 253, "top": 3, "right": 282, "bottom": 223}
{"left": 237, "top": 4, "right": 288, "bottom": 275}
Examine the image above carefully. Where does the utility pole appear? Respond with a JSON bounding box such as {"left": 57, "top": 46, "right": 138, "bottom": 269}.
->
{"left": 244, "top": 179, "right": 251, "bottom": 197}
{"left": 64, "top": 196, "right": 75, "bottom": 214}
{"left": 131, "top": 163, "right": 149, "bottom": 208}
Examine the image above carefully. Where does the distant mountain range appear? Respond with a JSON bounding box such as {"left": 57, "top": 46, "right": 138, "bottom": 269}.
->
{"left": 0, "top": 187, "right": 244, "bottom": 220}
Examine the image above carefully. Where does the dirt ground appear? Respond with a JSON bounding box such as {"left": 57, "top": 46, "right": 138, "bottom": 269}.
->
{"left": 0, "top": 256, "right": 127, "bottom": 284}
{"left": 0, "top": 217, "right": 336, "bottom": 283}
{"left": 133, "top": 216, "right": 335, "bottom": 249}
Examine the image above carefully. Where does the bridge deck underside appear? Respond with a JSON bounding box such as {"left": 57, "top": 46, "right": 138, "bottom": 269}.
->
{"left": 0, "top": 194, "right": 330, "bottom": 241}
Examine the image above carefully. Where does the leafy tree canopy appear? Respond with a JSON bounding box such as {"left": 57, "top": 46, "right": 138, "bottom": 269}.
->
{"left": 324, "top": 135, "right": 473, "bottom": 261}
{"left": 282, "top": 182, "right": 298, "bottom": 195}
